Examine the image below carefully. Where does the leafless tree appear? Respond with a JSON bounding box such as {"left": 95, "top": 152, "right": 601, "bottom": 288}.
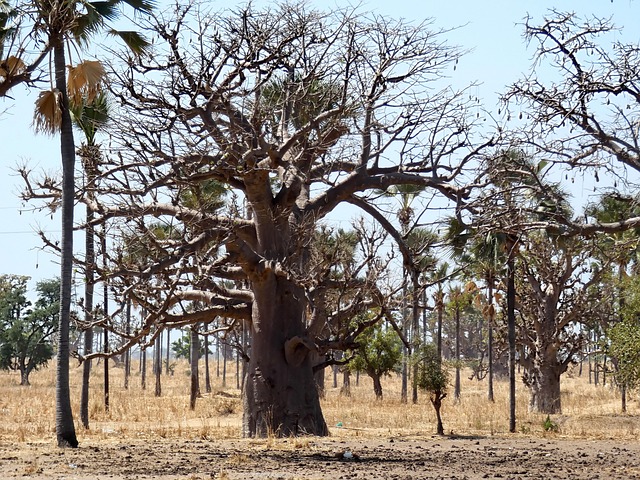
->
{"left": 504, "top": 10, "right": 640, "bottom": 231}
{"left": 24, "top": 2, "right": 489, "bottom": 437}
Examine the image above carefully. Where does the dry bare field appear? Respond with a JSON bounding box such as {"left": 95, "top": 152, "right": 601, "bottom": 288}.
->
{"left": 1, "top": 360, "right": 640, "bottom": 479}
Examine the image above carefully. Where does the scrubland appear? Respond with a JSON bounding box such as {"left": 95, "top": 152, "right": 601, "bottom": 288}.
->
{"left": 1, "top": 359, "right": 637, "bottom": 442}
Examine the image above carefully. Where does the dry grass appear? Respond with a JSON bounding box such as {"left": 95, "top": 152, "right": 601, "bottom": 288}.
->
{"left": 1, "top": 359, "right": 638, "bottom": 444}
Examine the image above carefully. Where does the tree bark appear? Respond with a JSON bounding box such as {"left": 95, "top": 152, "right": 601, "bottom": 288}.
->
{"left": 141, "top": 346, "right": 147, "bottom": 390}
{"left": 400, "top": 274, "right": 408, "bottom": 403}
{"left": 124, "top": 300, "right": 131, "bottom": 389}
{"left": 436, "top": 293, "right": 443, "bottom": 361}
{"left": 370, "top": 371, "right": 383, "bottom": 400}
{"left": 529, "top": 361, "right": 562, "bottom": 414}
{"left": 431, "top": 394, "right": 445, "bottom": 435}
{"left": 507, "top": 238, "right": 517, "bottom": 433}
{"left": 154, "top": 332, "right": 162, "bottom": 397}
{"left": 189, "top": 325, "right": 200, "bottom": 410}
{"left": 454, "top": 304, "right": 461, "bottom": 401}
{"left": 165, "top": 327, "right": 170, "bottom": 375}
{"left": 53, "top": 37, "right": 78, "bottom": 449}
{"left": 222, "top": 341, "right": 227, "bottom": 388}
{"left": 102, "top": 241, "right": 109, "bottom": 413}
{"left": 20, "top": 368, "right": 31, "bottom": 386}
{"left": 216, "top": 335, "right": 220, "bottom": 378}
{"left": 340, "top": 369, "right": 351, "bottom": 397}
{"left": 204, "top": 334, "right": 211, "bottom": 392}
{"left": 243, "top": 276, "right": 327, "bottom": 437}
{"left": 411, "top": 272, "right": 420, "bottom": 404}
{"left": 487, "top": 280, "right": 495, "bottom": 402}
{"left": 309, "top": 350, "right": 326, "bottom": 399}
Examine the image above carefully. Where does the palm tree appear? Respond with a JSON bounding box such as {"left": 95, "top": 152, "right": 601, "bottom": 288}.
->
{"left": 482, "top": 149, "right": 572, "bottom": 428}
{"left": 429, "top": 262, "right": 450, "bottom": 361}
{"left": 405, "top": 227, "right": 438, "bottom": 403}
{"left": 386, "top": 184, "right": 425, "bottom": 403}
{"left": 446, "top": 217, "right": 506, "bottom": 402}
{"left": 73, "top": 91, "right": 109, "bottom": 429}
{"left": 30, "top": 0, "right": 153, "bottom": 448}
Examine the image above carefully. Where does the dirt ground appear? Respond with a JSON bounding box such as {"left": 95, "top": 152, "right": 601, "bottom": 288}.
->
{"left": 2, "top": 433, "right": 640, "bottom": 480}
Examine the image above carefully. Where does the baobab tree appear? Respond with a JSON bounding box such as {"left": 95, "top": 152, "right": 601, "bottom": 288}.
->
{"left": 516, "top": 232, "right": 607, "bottom": 413}
{"left": 47, "top": 3, "right": 490, "bottom": 437}
{"left": 504, "top": 11, "right": 640, "bottom": 230}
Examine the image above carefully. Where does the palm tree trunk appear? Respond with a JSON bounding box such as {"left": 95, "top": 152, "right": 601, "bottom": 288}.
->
{"left": 141, "top": 346, "right": 147, "bottom": 390}
{"left": 204, "top": 333, "right": 211, "bottom": 393}
{"left": 154, "top": 331, "right": 162, "bottom": 397}
{"left": 102, "top": 232, "right": 109, "bottom": 412}
{"left": 400, "top": 272, "right": 408, "bottom": 403}
{"left": 487, "top": 279, "right": 495, "bottom": 402}
{"left": 216, "top": 335, "right": 220, "bottom": 378}
{"left": 436, "top": 292, "right": 443, "bottom": 361}
{"left": 411, "top": 273, "right": 420, "bottom": 404}
{"left": 80, "top": 203, "right": 94, "bottom": 428}
{"left": 222, "top": 342, "right": 227, "bottom": 388}
{"left": 54, "top": 37, "right": 78, "bottom": 448}
{"left": 124, "top": 299, "right": 131, "bottom": 389}
{"left": 454, "top": 304, "right": 461, "bottom": 401}
{"left": 165, "top": 327, "right": 170, "bottom": 375}
{"left": 507, "top": 236, "right": 517, "bottom": 433}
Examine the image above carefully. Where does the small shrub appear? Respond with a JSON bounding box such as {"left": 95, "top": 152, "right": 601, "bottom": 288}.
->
{"left": 543, "top": 415, "right": 559, "bottom": 433}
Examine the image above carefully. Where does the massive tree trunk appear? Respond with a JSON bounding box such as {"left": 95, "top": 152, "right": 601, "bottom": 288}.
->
{"left": 243, "top": 275, "right": 327, "bottom": 437}
{"left": 53, "top": 37, "right": 78, "bottom": 449}
{"left": 528, "top": 358, "right": 562, "bottom": 414}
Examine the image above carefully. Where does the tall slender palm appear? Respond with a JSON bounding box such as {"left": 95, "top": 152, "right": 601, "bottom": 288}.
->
{"left": 429, "top": 262, "right": 450, "bottom": 361}
{"left": 483, "top": 149, "right": 571, "bottom": 429}
{"left": 405, "top": 227, "right": 438, "bottom": 403}
{"left": 446, "top": 217, "right": 506, "bottom": 402}
{"left": 386, "top": 184, "right": 425, "bottom": 403}
{"left": 31, "top": 0, "right": 152, "bottom": 448}
{"left": 73, "top": 90, "right": 109, "bottom": 429}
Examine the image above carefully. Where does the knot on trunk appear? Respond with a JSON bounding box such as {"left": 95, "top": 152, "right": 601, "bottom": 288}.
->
{"left": 284, "top": 336, "right": 315, "bottom": 367}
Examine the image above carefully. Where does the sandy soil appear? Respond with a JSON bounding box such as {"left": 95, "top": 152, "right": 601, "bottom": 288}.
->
{"left": 2, "top": 433, "right": 640, "bottom": 480}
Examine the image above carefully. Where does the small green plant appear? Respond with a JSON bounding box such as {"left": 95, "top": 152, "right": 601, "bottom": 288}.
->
{"left": 543, "top": 415, "right": 559, "bottom": 433}
{"left": 417, "top": 343, "right": 449, "bottom": 435}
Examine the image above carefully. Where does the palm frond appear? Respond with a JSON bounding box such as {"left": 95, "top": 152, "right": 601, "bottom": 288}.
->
{"left": 0, "top": 56, "right": 26, "bottom": 78}
{"left": 87, "top": 1, "right": 121, "bottom": 22}
{"left": 67, "top": 60, "right": 106, "bottom": 105}
{"left": 116, "top": 0, "right": 155, "bottom": 15}
{"left": 73, "top": 6, "right": 107, "bottom": 46}
{"left": 70, "top": 91, "right": 110, "bottom": 145}
{"left": 109, "top": 29, "right": 151, "bottom": 56}
{"left": 33, "top": 89, "right": 62, "bottom": 135}
{"left": 0, "top": 0, "right": 18, "bottom": 60}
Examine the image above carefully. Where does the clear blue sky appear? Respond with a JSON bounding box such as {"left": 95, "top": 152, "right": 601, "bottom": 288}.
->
{"left": 1, "top": 0, "right": 638, "bottom": 292}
